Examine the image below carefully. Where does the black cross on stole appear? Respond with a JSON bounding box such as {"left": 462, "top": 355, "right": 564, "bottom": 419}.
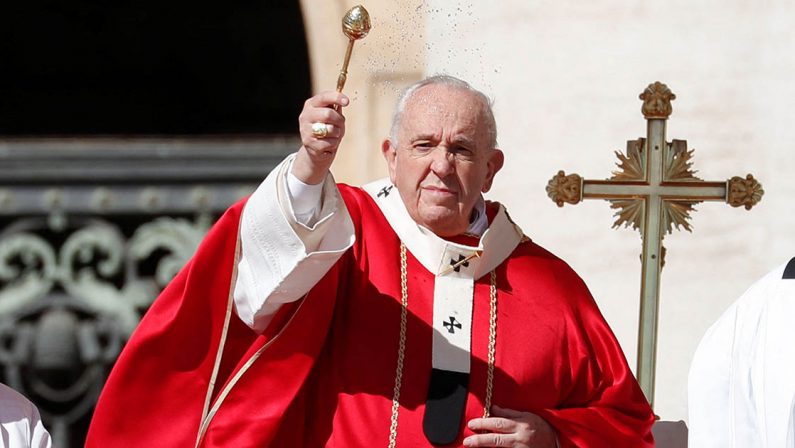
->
{"left": 442, "top": 316, "right": 462, "bottom": 334}
{"left": 449, "top": 254, "right": 469, "bottom": 273}
{"left": 377, "top": 185, "right": 393, "bottom": 197}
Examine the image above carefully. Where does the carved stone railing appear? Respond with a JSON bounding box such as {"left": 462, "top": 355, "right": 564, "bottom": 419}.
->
{"left": 0, "top": 138, "right": 296, "bottom": 447}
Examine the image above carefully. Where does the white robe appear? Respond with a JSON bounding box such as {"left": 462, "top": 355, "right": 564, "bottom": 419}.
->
{"left": 688, "top": 259, "right": 795, "bottom": 447}
{"left": 0, "top": 383, "right": 51, "bottom": 448}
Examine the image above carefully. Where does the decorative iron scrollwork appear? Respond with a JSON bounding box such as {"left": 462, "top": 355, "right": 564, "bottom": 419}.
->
{"left": 0, "top": 213, "right": 211, "bottom": 447}
{"left": 0, "top": 137, "right": 291, "bottom": 446}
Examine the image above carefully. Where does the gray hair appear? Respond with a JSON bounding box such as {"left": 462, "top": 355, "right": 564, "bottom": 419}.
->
{"left": 388, "top": 75, "right": 498, "bottom": 149}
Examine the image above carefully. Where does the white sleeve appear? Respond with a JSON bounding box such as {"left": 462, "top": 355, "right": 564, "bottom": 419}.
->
{"left": 285, "top": 162, "right": 325, "bottom": 227}
{"left": 0, "top": 384, "right": 52, "bottom": 448}
{"left": 29, "top": 406, "right": 52, "bottom": 448}
{"left": 232, "top": 153, "right": 355, "bottom": 333}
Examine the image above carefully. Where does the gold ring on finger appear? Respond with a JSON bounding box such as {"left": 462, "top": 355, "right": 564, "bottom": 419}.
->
{"left": 311, "top": 122, "right": 332, "bottom": 139}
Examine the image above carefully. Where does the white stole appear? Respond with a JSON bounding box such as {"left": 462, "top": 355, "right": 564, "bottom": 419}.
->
{"left": 363, "top": 179, "right": 523, "bottom": 376}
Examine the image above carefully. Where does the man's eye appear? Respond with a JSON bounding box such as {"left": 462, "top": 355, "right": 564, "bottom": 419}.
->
{"left": 454, "top": 147, "right": 474, "bottom": 158}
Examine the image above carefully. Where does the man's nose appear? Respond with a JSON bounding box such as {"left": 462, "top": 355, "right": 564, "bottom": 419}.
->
{"left": 429, "top": 147, "right": 455, "bottom": 177}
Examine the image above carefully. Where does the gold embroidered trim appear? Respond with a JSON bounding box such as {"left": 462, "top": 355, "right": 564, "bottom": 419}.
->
{"left": 196, "top": 292, "right": 310, "bottom": 445}
{"left": 195, "top": 228, "right": 242, "bottom": 448}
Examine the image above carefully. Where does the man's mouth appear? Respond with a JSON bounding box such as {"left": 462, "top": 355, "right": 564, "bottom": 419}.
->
{"left": 422, "top": 185, "right": 457, "bottom": 197}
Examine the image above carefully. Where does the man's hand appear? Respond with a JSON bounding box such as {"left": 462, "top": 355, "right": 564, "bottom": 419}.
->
{"left": 464, "top": 405, "right": 558, "bottom": 448}
{"left": 293, "top": 91, "right": 349, "bottom": 185}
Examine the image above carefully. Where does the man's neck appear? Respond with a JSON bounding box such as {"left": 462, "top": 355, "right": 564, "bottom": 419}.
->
{"left": 440, "top": 198, "right": 488, "bottom": 245}
{"left": 465, "top": 197, "right": 488, "bottom": 236}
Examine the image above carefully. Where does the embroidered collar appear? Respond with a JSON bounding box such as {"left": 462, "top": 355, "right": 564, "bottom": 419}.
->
{"left": 363, "top": 178, "right": 523, "bottom": 280}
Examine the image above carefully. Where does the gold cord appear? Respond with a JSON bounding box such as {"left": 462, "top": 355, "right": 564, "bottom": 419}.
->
{"left": 388, "top": 243, "right": 409, "bottom": 448}
{"left": 483, "top": 269, "right": 498, "bottom": 418}
{"left": 388, "top": 243, "right": 498, "bottom": 446}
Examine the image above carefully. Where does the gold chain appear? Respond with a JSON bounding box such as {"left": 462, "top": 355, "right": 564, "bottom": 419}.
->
{"left": 483, "top": 269, "right": 498, "bottom": 418}
{"left": 388, "top": 243, "right": 498, "bottom": 446}
{"left": 388, "top": 243, "right": 409, "bottom": 448}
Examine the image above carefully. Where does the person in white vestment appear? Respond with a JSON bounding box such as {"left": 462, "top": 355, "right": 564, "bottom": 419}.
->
{"left": 0, "top": 383, "right": 52, "bottom": 448}
{"left": 689, "top": 257, "right": 795, "bottom": 447}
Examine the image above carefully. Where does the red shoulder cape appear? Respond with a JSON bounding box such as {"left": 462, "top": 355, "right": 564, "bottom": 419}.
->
{"left": 86, "top": 199, "right": 340, "bottom": 447}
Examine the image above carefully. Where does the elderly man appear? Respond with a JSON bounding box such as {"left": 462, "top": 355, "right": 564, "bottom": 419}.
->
{"left": 88, "top": 76, "right": 654, "bottom": 447}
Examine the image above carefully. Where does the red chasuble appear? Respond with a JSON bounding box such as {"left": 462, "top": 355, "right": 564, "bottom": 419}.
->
{"left": 87, "top": 184, "right": 654, "bottom": 447}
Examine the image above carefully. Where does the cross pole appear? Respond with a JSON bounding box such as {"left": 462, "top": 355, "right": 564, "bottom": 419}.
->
{"left": 545, "top": 82, "right": 764, "bottom": 408}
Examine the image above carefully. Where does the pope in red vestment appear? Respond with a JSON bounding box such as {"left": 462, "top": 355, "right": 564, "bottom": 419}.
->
{"left": 87, "top": 76, "right": 654, "bottom": 447}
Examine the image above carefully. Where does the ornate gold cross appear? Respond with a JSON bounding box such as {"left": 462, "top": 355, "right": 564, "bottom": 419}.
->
{"left": 546, "top": 82, "right": 764, "bottom": 408}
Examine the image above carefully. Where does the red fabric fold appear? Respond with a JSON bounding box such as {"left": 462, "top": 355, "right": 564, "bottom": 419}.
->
{"left": 87, "top": 187, "right": 654, "bottom": 447}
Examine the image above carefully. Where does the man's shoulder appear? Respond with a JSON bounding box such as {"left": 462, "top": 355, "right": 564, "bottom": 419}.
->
{"left": 336, "top": 183, "right": 379, "bottom": 214}
{"left": 336, "top": 183, "right": 370, "bottom": 201}
{"left": 0, "top": 383, "right": 38, "bottom": 420}
{"left": 511, "top": 235, "right": 571, "bottom": 266}
{"left": 507, "top": 238, "right": 589, "bottom": 290}
{"left": 335, "top": 182, "right": 396, "bottom": 238}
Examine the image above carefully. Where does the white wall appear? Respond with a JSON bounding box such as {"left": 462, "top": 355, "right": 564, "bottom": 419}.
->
{"left": 421, "top": 0, "right": 795, "bottom": 421}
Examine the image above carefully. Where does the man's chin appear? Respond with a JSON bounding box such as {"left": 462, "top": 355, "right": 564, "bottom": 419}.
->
{"left": 416, "top": 212, "right": 467, "bottom": 237}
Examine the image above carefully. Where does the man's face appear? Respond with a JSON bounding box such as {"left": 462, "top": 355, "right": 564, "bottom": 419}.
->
{"left": 382, "top": 84, "right": 504, "bottom": 237}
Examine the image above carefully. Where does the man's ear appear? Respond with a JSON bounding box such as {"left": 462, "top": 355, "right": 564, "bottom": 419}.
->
{"left": 481, "top": 149, "right": 505, "bottom": 193}
{"left": 382, "top": 138, "right": 398, "bottom": 184}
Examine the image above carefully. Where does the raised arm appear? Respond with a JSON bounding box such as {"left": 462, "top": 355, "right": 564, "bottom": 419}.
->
{"left": 233, "top": 92, "right": 355, "bottom": 332}
{"left": 293, "top": 92, "right": 350, "bottom": 184}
